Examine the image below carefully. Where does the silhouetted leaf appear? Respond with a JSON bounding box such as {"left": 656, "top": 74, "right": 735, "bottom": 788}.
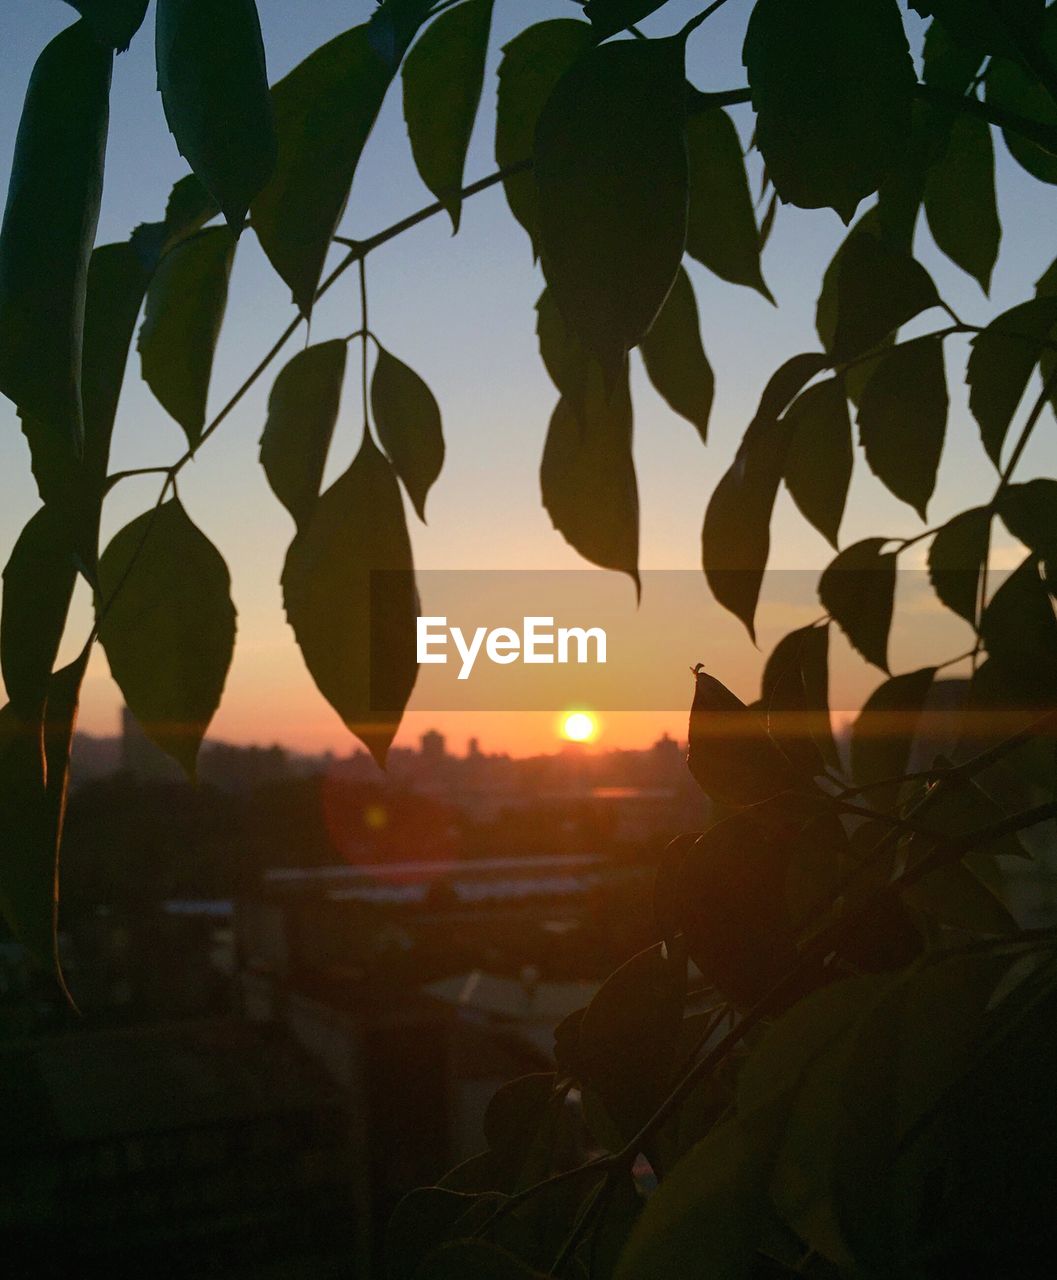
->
{"left": 138, "top": 227, "right": 235, "bottom": 447}
{"left": 282, "top": 438, "right": 418, "bottom": 766}
{"left": 541, "top": 372, "right": 639, "bottom": 589}
{"left": 96, "top": 499, "right": 236, "bottom": 778}
{"left": 857, "top": 336, "right": 948, "bottom": 519}
{"left": 819, "top": 538, "right": 897, "bottom": 672}
{"left": 851, "top": 668, "right": 937, "bottom": 798}
{"left": 156, "top": 0, "right": 276, "bottom": 232}
{"left": 998, "top": 479, "right": 1057, "bottom": 565}
{"left": 535, "top": 35, "right": 688, "bottom": 378}
{"left": 928, "top": 507, "right": 991, "bottom": 623}
{"left": 831, "top": 233, "right": 941, "bottom": 362}
{"left": 782, "top": 376, "right": 852, "bottom": 548}
{"left": 922, "top": 18, "right": 985, "bottom": 94}
{"left": 639, "top": 265, "right": 713, "bottom": 443}
{"left": 913, "top": 0, "right": 1044, "bottom": 58}
{"left": 905, "top": 861, "right": 1018, "bottom": 936}
{"left": 1, "top": 508, "right": 77, "bottom": 719}
{"left": 985, "top": 6, "right": 1057, "bottom": 183}
{"left": 744, "top": 0, "right": 915, "bottom": 221}
{"left": 980, "top": 556, "right": 1057, "bottom": 703}
{"left": 924, "top": 114, "right": 1000, "bottom": 293}
{"left": 966, "top": 295, "right": 1057, "bottom": 467}
{"left": 685, "top": 108, "right": 772, "bottom": 300}
{"left": 536, "top": 287, "right": 589, "bottom": 412}
{"left": 0, "top": 21, "right": 111, "bottom": 452}
{"left": 260, "top": 341, "right": 346, "bottom": 529}
{"left": 415, "top": 1240, "right": 549, "bottom": 1279}
{"left": 402, "top": 0, "right": 494, "bottom": 231}
{"left": 495, "top": 20, "right": 593, "bottom": 252}
{"left": 762, "top": 625, "right": 839, "bottom": 773}
{"left": 585, "top": 0, "right": 674, "bottom": 39}
{"left": 371, "top": 345, "right": 445, "bottom": 522}
{"left": 64, "top": 0, "right": 149, "bottom": 51}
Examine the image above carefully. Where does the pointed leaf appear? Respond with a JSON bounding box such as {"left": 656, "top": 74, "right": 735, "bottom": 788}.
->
{"left": 402, "top": 0, "right": 494, "bottom": 231}
{"left": 782, "top": 376, "right": 852, "bottom": 547}
{"left": 688, "top": 669, "right": 797, "bottom": 806}
{"left": 857, "top": 336, "right": 949, "bottom": 519}
{"left": 536, "top": 287, "right": 590, "bottom": 411}
{"left": 138, "top": 227, "right": 235, "bottom": 447}
{"left": 495, "top": 19, "right": 593, "bottom": 252}
{"left": 926, "top": 507, "right": 990, "bottom": 626}
{"left": 371, "top": 345, "right": 445, "bottom": 522}
{"left": 96, "top": 499, "right": 236, "bottom": 777}
{"left": 762, "top": 624, "right": 839, "bottom": 773}
{"left": 744, "top": 0, "right": 915, "bottom": 221}
{"left": 851, "top": 667, "right": 937, "bottom": 792}
{"left": 639, "top": 265, "right": 713, "bottom": 443}
{"left": 0, "top": 21, "right": 111, "bottom": 451}
{"left": 282, "top": 438, "right": 418, "bottom": 766}
{"left": 819, "top": 538, "right": 897, "bottom": 672}
{"left": 913, "top": 0, "right": 1045, "bottom": 59}
{"left": 831, "top": 232, "right": 941, "bottom": 362}
{"left": 997, "top": 479, "right": 1057, "bottom": 565}
{"left": 985, "top": 6, "right": 1057, "bottom": 185}
{"left": 685, "top": 108, "right": 771, "bottom": 300}
{"left": 924, "top": 113, "right": 1000, "bottom": 293}
{"left": 156, "top": 0, "right": 276, "bottom": 232}
{"left": 905, "top": 860, "right": 1018, "bottom": 936}
{"left": 260, "top": 341, "right": 347, "bottom": 529}
{"left": 535, "top": 35, "right": 688, "bottom": 378}
{"left": 922, "top": 18, "right": 985, "bottom": 94}
{"left": 980, "top": 557, "right": 1057, "bottom": 703}
{"left": 64, "top": 0, "right": 150, "bottom": 51}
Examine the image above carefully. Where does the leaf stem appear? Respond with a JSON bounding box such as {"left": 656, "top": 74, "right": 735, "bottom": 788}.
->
{"left": 359, "top": 256, "right": 370, "bottom": 442}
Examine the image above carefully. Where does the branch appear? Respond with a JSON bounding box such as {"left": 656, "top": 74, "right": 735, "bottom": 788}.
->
{"left": 916, "top": 82, "right": 1057, "bottom": 158}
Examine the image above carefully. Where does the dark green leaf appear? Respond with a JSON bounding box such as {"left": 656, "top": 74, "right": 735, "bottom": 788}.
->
{"left": 922, "top": 18, "right": 985, "bottom": 94}
{"left": 156, "top": 0, "right": 276, "bottom": 233}
{"left": 260, "top": 341, "right": 347, "bottom": 529}
{"left": 2, "top": 507, "right": 77, "bottom": 719}
{"left": 831, "top": 232, "right": 941, "bottom": 362}
{"left": 980, "top": 556, "right": 1057, "bottom": 703}
{"left": 0, "top": 21, "right": 111, "bottom": 451}
{"left": 905, "top": 860, "right": 1018, "bottom": 935}
{"left": 96, "top": 499, "right": 236, "bottom": 778}
{"left": 851, "top": 667, "right": 937, "bottom": 793}
{"left": 494, "top": 20, "right": 593, "bottom": 252}
{"left": 414, "top": 1240, "right": 549, "bottom": 1279}
{"left": 762, "top": 625, "right": 839, "bottom": 773}
{"left": 131, "top": 172, "right": 219, "bottom": 265}
{"left": 685, "top": 108, "right": 772, "bottom": 301}
{"left": 536, "top": 287, "right": 589, "bottom": 412}
{"left": 744, "top": 0, "right": 915, "bottom": 221}
{"left": 857, "top": 336, "right": 949, "bottom": 519}
{"left": 985, "top": 7, "right": 1057, "bottom": 182}
{"left": 138, "top": 227, "right": 235, "bottom": 447}
{"left": 402, "top": 0, "right": 494, "bottom": 231}
{"left": 924, "top": 114, "right": 1000, "bottom": 293}
{"left": 371, "top": 345, "right": 445, "bottom": 522}
{"left": 639, "top": 265, "right": 713, "bottom": 443}
{"left": 819, "top": 538, "right": 897, "bottom": 672}
{"left": 913, "top": 0, "right": 1045, "bottom": 59}
{"left": 928, "top": 507, "right": 991, "bottom": 623}
{"left": 998, "top": 479, "right": 1057, "bottom": 565}
{"left": 782, "top": 377, "right": 852, "bottom": 547}
{"left": 64, "top": 0, "right": 149, "bottom": 51}
{"left": 966, "top": 295, "right": 1057, "bottom": 467}
{"left": 534, "top": 35, "right": 688, "bottom": 378}
{"left": 585, "top": 0, "right": 674, "bottom": 39}
{"left": 282, "top": 438, "right": 418, "bottom": 766}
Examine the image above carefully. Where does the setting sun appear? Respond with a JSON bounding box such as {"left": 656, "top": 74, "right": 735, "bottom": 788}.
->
{"left": 561, "top": 711, "right": 598, "bottom": 743}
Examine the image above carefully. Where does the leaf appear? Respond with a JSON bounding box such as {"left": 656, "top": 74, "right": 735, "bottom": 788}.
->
{"left": 64, "top": 0, "right": 150, "bottom": 51}
{"left": 922, "top": 18, "right": 985, "bottom": 94}
{"left": 414, "top": 1240, "right": 550, "bottom": 1279}
{"left": 138, "top": 227, "right": 235, "bottom": 447}
{"left": 0, "top": 21, "right": 111, "bottom": 451}
{"left": 857, "top": 336, "right": 949, "bottom": 519}
{"left": 402, "top": 0, "right": 494, "bottom": 231}
{"left": 494, "top": 20, "right": 593, "bottom": 252}
{"left": 913, "top": 0, "right": 1045, "bottom": 59}
{"left": 819, "top": 538, "right": 897, "bottom": 672}
{"left": 980, "top": 556, "right": 1057, "bottom": 704}
{"left": 702, "top": 355, "right": 827, "bottom": 639}
{"left": 743, "top": 0, "right": 915, "bottom": 221}
{"left": 762, "top": 625, "right": 839, "bottom": 773}
{"left": 923, "top": 113, "right": 1000, "bottom": 293}
{"left": 1, "top": 508, "right": 78, "bottom": 719}
{"left": 830, "top": 232, "right": 941, "bottom": 362}
{"left": 850, "top": 667, "right": 937, "bottom": 794}
{"left": 259, "top": 341, "right": 347, "bottom": 530}
{"left": 905, "top": 861, "right": 1018, "bottom": 936}
{"left": 371, "top": 346, "right": 445, "bottom": 522}
{"left": 585, "top": 0, "right": 674, "bottom": 39}
{"left": 638, "top": 265, "right": 713, "bottom": 443}
{"left": 781, "top": 377, "right": 852, "bottom": 548}
{"left": 536, "top": 287, "right": 589, "bottom": 411}
{"left": 96, "top": 499, "right": 236, "bottom": 777}
{"left": 156, "top": 0, "right": 276, "bottom": 233}
{"left": 966, "top": 295, "right": 1057, "bottom": 467}
{"left": 386, "top": 1187, "right": 487, "bottom": 1280}
{"left": 541, "top": 372, "right": 639, "bottom": 589}
{"left": 534, "top": 34, "right": 688, "bottom": 378}
{"left": 928, "top": 507, "right": 991, "bottom": 623}
{"left": 282, "top": 437, "right": 418, "bottom": 766}
{"left": 985, "top": 6, "right": 1057, "bottom": 184}
{"left": 998, "top": 479, "right": 1057, "bottom": 565}
{"left": 685, "top": 108, "right": 772, "bottom": 301}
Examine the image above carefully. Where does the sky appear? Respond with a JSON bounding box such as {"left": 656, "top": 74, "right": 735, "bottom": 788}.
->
{"left": 1, "top": 0, "right": 1056, "bottom": 758}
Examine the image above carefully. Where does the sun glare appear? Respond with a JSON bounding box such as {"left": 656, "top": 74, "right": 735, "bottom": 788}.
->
{"left": 561, "top": 711, "right": 598, "bottom": 743}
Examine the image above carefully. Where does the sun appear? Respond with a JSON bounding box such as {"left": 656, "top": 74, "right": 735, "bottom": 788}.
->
{"left": 561, "top": 711, "right": 598, "bottom": 743}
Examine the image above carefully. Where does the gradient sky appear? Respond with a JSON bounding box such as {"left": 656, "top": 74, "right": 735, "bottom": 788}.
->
{"left": 1, "top": 0, "right": 1055, "bottom": 757}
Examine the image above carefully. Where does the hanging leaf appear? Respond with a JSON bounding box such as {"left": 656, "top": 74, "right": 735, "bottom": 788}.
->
{"left": 494, "top": 20, "right": 593, "bottom": 252}
{"left": 830, "top": 232, "right": 941, "bottom": 362}
{"left": 402, "top": 0, "right": 494, "bottom": 231}
{"left": 762, "top": 624, "right": 840, "bottom": 773}
{"left": 96, "top": 499, "right": 236, "bottom": 778}
{"left": 639, "top": 265, "right": 714, "bottom": 443}
{"left": 534, "top": 34, "right": 688, "bottom": 379}
{"left": 913, "top": 0, "right": 1045, "bottom": 59}
{"left": 985, "top": 5, "right": 1057, "bottom": 185}
{"left": 64, "top": 0, "right": 150, "bottom": 51}
{"left": 259, "top": 341, "right": 347, "bottom": 529}
{"left": 282, "top": 438, "right": 418, "bottom": 766}
{"left": 1, "top": 507, "right": 78, "bottom": 720}
{"left": 819, "top": 538, "right": 897, "bottom": 672}
{"left": 0, "top": 21, "right": 112, "bottom": 452}
{"left": 371, "top": 345, "right": 445, "bottom": 522}
{"left": 905, "top": 860, "right": 1018, "bottom": 936}
{"left": 685, "top": 108, "right": 772, "bottom": 301}
{"left": 138, "top": 227, "right": 235, "bottom": 448}
{"left": 966, "top": 295, "right": 1057, "bottom": 468}
{"left": 857, "top": 336, "right": 949, "bottom": 520}
{"left": 924, "top": 113, "right": 1000, "bottom": 294}
{"left": 998, "top": 479, "right": 1057, "bottom": 566}
{"left": 743, "top": 0, "right": 915, "bottom": 221}
{"left": 922, "top": 18, "right": 985, "bottom": 94}
{"left": 156, "top": 0, "right": 276, "bottom": 233}
{"left": 536, "top": 287, "right": 590, "bottom": 412}
{"left": 851, "top": 667, "right": 937, "bottom": 797}
{"left": 782, "top": 376, "right": 853, "bottom": 548}
{"left": 928, "top": 507, "right": 991, "bottom": 623}
{"left": 980, "top": 557, "right": 1057, "bottom": 704}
